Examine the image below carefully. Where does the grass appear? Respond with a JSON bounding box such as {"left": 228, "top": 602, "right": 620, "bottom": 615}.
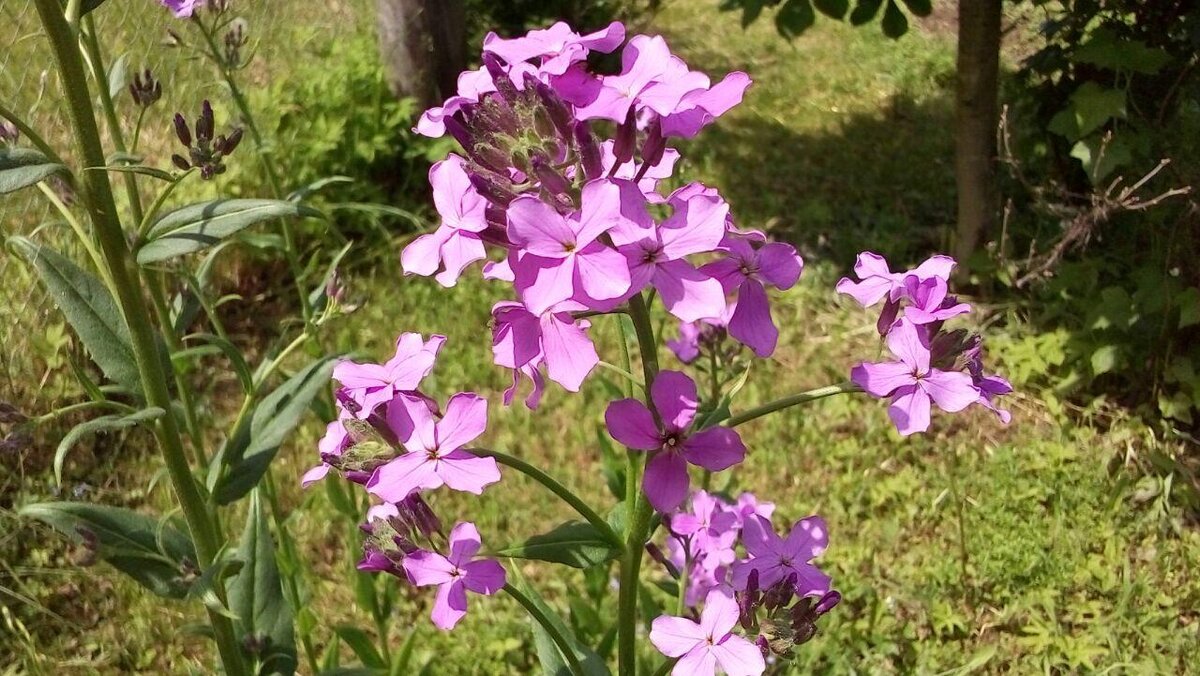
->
{"left": 4, "top": 0, "right": 1200, "bottom": 673}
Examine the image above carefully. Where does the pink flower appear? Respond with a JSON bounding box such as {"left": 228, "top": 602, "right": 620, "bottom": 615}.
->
{"left": 573, "top": 36, "right": 710, "bottom": 123}
{"left": 367, "top": 393, "right": 500, "bottom": 501}
{"left": 605, "top": 371, "right": 746, "bottom": 512}
{"left": 401, "top": 156, "right": 488, "bottom": 287}
{"left": 649, "top": 589, "right": 766, "bottom": 676}
{"left": 850, "top": 318, "right": 980, "bottom": 436}
{"left": 491, "top": 301, "right": 599, "bottom": 405}
{"left": 508, "top": 179, "right": 632, "bottom": 314}
{"left": 701, "top": 236, "right": 803, "bottom": 357}
{"left": 483, "top": 21, "right": 624, "bottom": 74}
{"left": 403, "top": 522, "right": 506, "bottom": 630}
{"left": 835, "top": 251, "right": 955, "bottom": 308}
{"left": 732, "top": 516, "right": 832, "bottom": 598}
{"left": 332, "top": 333, "right": 445, "bottom": 416}
{"left": 660, "top": 72, "right": 753, "bottom": 138}
{"left": 161, "top": 0, "right": 203, "bottom": 18}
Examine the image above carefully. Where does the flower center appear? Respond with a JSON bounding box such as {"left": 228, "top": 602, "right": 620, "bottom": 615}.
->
{"left": 562, "top": 241, "right": 576, "bottom": 253}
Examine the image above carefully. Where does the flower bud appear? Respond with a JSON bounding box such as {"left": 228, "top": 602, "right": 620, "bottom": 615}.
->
{"left": 173, "top": 112, "right": 192, "bottom": 147}
{"left": 531, "top": 155, "right": 571, "bottom": 196}
{"left": 129, "top": 68, "right": 162, "bottom": 107}
{"left": 215, "top": 127, "right": 243, "bottom": 155}
{"left": 574, "top": 123, "right": 602, "bottom": 180}
{"left": 613, "top": 107, "right": 637, "bottom": 165}
{"left": 875, "top": 296, "right": 900, "bottom": 336}
{"left": 196, "top": 100, "right": 215, "bottom": 144}
{"left": 0, "top": 120, "right": 19, "bottom": 145}
{"left": 641, "top": 118, "right": 667, "bottom": 170}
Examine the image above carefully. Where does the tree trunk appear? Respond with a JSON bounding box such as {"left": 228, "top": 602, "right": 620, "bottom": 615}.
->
{"left": 953, "top": 0, "right": 1002, "bottom": 275}
{"left": 376, "top": 0, "right": 467, "bottom": 110}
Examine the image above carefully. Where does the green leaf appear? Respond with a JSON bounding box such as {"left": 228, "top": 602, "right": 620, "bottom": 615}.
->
{"left": 181, "top": 333, "right": 254, "bottom": 394}
{"left": 81, "top": 0, "right": 108, "bottom": 15}
{"left": 1070, "top": 135, "right": 1132, "bottom": 184}
{"left": 334, "top": 625, "right": 386, "bottom": 669}
{"left": 137, "top": 199, "right": 322, "bottom": 264}
{"left": 509, "top": 571, "right": 609, "bottom": 676}
{"left": 107, "top": 52, "right": 129, "bottom": 100}
{"left": 54, "top": 407, "right": 164, "bottom": 486}
{"left": 496, "top": 521, "right": 621, "bottom": 569}
{"left": 1070, "top": 83, "right": 1127, "bottom": 139}
{"left": 849, "top": 0, "right": 883, "bottom": 25}
{"left": 1177, "top": 287, "right": 1200, "bottom": 328}
{"left": 19, "top": 502, "right": 195, "bottom": 599}
{"left": 1091, "top": 344, "right": 1120, "bottom": 376}
{"left": 813, "top": 0, "right": 848, "bottom": 19}
{"left": 0, "top": 147, "right": 66, "bottom": 194}
{"left": 899, "top": 0, "right": 931, "bottom": 17}
{"left": 9, "top": 237, "right": 140, "bottom": 392}
{"left": 87, "top": 163, "right": 176, "bottom": 183}
{"left": 775, "top": 0, "right": 816, "bottom": 39}
{"left": 881, "top": 0, "right": 909, "bottom": 38}
{"left": 214, "top": 356, "right": 338, "bottom": 504}
{"left": 229, "top": 491, "right": 297, "bottom": 675}
{"left": 1072, "top": 28, "right": 1171, "bottom": 75}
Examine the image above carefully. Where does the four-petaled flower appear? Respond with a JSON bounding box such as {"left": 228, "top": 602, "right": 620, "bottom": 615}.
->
{"left": 160, "top": 0, "right": 204, "bottom": 18}
{"left": 332, "top": 333, "right": 445, "bottom": 415}
{"left": 605, "top": 371, "right": 746, "bottom": 512}
{"left": 732, "top": 515, "right": 832, "bottom": 597}
{"left": 649, "top": 589, "right": 766, "bottom": 676}
{"left": 368, "top": 393, "right": 500, "bottom": 501}
{"left": 403, "top": 522, "right": 506, "bottom": 630}
{"left": 850, "top": 318, "right": 980, "bottom": 436}
{"left": 401, "top": 156, "right": 488, "bottom": 287}
{"left": 702, "top": 235, "right": 803, "bottom": 357}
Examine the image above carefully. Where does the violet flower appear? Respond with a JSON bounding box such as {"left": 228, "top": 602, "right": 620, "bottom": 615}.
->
{"left": 332, "top": 332, "right": 445, "bottom": 416}
{"left": 702, "top": 235, "right": 804, "bottom": 358}
{"left": 835, "top": 251, "right": 955, "bottom": 309}
{"left": 160, "top": 0, "right": 204, "bottom": 18}
{"left": 605, "top": 371, "right": 746, "bottom": 512}
{"left": 850, "top": 318, "right": 980, "bottom": 436}
{"left": 401, "top": 156, "right": 488, "bottom": 287}
{"left": 649, "top": 589, "right": 766, "bottom": 676}
{"left": 732, "top": 516, "right": 832, "bottom": 598}
{"left": 367, "top": 393, "right": 500, "bottom": 502}
{"left": 403, "top": 522, "right": 506, "bottom": 630}
{"left": 491, "top": 301, "right": 598, "bottom": 405}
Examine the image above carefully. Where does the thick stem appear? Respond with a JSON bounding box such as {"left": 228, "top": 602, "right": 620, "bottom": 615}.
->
{"left": 617, "top": 293, "right": 660, "bottom": 676}
{"left": 720, "top": 381, "right": 860, "bottom": 428}
{"left": 32, "top": 2, "right": 246, "bottom": 673}
{"left": 471, "top": 448, "right": 622, "bottom": 548}
{"left": 503, "top": 583, "right": 585, "bottom": 676}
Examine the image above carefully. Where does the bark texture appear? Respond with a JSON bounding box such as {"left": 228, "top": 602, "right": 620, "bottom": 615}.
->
{"left": 376, "top": 0, "right": 467, "bottom": 109}
{"left": 953, "top": 0, "right": 1002, "bottom": 272}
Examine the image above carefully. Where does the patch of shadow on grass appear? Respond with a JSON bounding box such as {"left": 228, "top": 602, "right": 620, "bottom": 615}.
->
{"left": 689, "top": 91, "right": 957, "bottom": 271}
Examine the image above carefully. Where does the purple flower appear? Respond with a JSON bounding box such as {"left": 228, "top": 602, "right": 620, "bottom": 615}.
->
{"left": 701, "top": 235, "right": 803, "bottom": 357}
{"left": 605, "top": 371, "right": 746, "bottom": 512}
{"left": 616, "top": 190, "right": 729, "bottom": 322}
{"left": 332, "top": 333, "right": 445, "bottom": 416}
{"left": 600, "top": 140, "right": 679, "bottom": 201}
{"left": 835, "top": 252, "right": 955, "bottom": 308}
{"left": 850, "top": 318, "right": 980, "bottom": 436}
{"left": 483, "top": 21, "right": 624, "bottom": 75}
{"left": 898, "top": 275, "right": 971, "bottom": 326}
{"left": 367, "top": 393, "right": 500, "bottom": 501}
{"left": 572, "top": 36, "right": 710, "bottom": 123}
{"left": 732, "top": 516, "right": 832, "bottom": 598}
{"left": 491, "top": 301, "right": 599, "bottom": 405}
{"left": 660, "top": 72, "right": 753, "bottom": 138}
{"left": 649, "top": 589, "right": 766, "bottom": 676}
{"left": 401, "top": 156, "right": 487, "bottom": 287}
{"left": 160, "top": 0, "right": 203, "bottom": 17}
{"left": 733, "top": 492, "right": 775, "bottom": 528}
{"left": 508, "top": 179, "right": 632, "bottom": 314}
{"left": 402, "top": 522, "right": 506, "bottom": 630}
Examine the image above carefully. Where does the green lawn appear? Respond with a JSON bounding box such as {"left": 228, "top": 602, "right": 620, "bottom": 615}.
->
{"left": 3, "top": 0, "right": 1199, "bottom": 674}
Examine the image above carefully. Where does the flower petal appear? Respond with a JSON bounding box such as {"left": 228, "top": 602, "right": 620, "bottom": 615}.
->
{"left": 887, "top": 386, "right": 931, "bottom": 436}
{"left": 649, "top": 615, "right": 704, "bottom": 658}
{"left": 575, "top": 245, "right": 632, "bottom": 301}
{"left": 436, "top": 450, "right": 502, "bottom": 495}
{"left": 367, "top": 452, "right": 439, "bottom": 502}
{"left": 463, "top": 559, "right": 507, "bottom": 595}
{"left": 699, "top": 588, "right": 740, "bottom": 638}
{"left": 431, "top": 579, "right": 469, "bottom": 630}
{"left": 727, "top": 280, "right": 778, "bottom": 358}
{"left": 921, "top": 370, "right": 979, "bottom": 413}
{"left": 643, "top": 451, "right": 690, "bottom": 512}
{"left": 682, "top": 427, "right": 745, "bottom": 472}
{"left": 605, "top": 399, "right": 661, "bottom": 450}
{"left": 885, "top": 318, "right": 930, "bottom": 373}
{"left": 651, "top": 370, "right": 699, "bottom": 432}
{"left": 437, "top": 393, "right": 488, "bottom": 452}
{"left": 541, "top": 313, "right": 600, "bottom": 391}
{"left": 447, "top": 521, "right": 483, "bottom": 565}
{"left": 711, "top": 634, "right": 767, "bottom": 676}
{"left": 507, "top": 196, "right": 576, "bottom": 256}
{"left": 402, "top": 550, "right": 455, "bottom": 587}
{"left": 850, "top": 361, "right": 915, "bottom": 398}
{"left": 653, "top": 261, "right": 727, "bottom": 323}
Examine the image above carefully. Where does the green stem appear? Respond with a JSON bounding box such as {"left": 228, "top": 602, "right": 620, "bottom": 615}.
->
{"left": 948, "top": 448, "right": 973, "bottom": 606}
{"left": 618, "top": 292, "right": 660, "bottom": 676}
{"left": 650, "top": 658, "right": 679, "bottom": 676}
{"left": 503, "top": 584, "right": 585, "bottom": 676}
{"left": 720, "top": 381, "right": 860, "bottom": 428}
{"left": 32, "top": 3, "right": 246, "bottom": 673}
{"left": 261, "top": 474, "right": 320, "bottom": 676}
{"left": 33, "top": 399, "right": 135, "bottom": 424}
{"left": 471, "top": 448, "right": 622, "bottom": 548}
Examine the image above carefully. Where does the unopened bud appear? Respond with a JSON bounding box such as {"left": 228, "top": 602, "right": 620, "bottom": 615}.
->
{"left": 574, "top": 123, "right": 602, "bottom": 180}
{"left": 641, "top": 118, "right": 667, "bottom": 170}
{"left": 173, "top": 113, "right": 191, "bottom": 147}
{"left": 215, "top": 127, "right": 243, "bottom": 155}
{"left": 531, "top": 155, "right": 571, "bottom": 196}
{"left": 613, "top": 108, "right": 637, "bottom": 165}
{"left": 196, "top": 100, "right": 215, "bottom": 144}
{"left": 171, "top": 154, "right": 191, "bottom": 171}
{"left": 0, "top": 120, "right": 19, "bottom": 145}
{"left": 129, "top": 68, "right": 162, "bottom": 107}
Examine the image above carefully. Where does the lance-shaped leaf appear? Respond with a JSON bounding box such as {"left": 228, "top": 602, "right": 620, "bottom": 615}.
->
{"left": 229, "top": 491, "right": 297, "bottom": 675}
{"left": 213, "top": 356, "right": 338, "bottom": 504}
{"left": 0, "top": 147, "right": 66, "bottom": 194}
{"left": 54, "top": 407, "right": 164, "bottom": 486}
{"left": 509, "top": 569, "right": 610, "bottom": 676}
{"left": 19, "top": 502, "right": 196, "bottom": 599}
{"left": 9, "top": 237, "right": 140, "bottom": 392}
{"left": 137, "top": 199, "right": 322, "bottom": 264}
{"left": 496, "top": 521, "right": 621, "bottom": 569}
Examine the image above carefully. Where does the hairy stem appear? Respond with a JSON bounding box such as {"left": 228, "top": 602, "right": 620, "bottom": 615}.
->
{"left": 503, "top": 583, "right": 585, "bottom": 676}
{"left": 33, "top": 2, "right": 246, "bottom": 673}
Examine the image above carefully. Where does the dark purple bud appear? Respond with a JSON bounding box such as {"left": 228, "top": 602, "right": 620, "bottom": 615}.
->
{"left": 574, "top": 123, "right": 602, "bottom": 180}
{"left": 402, "top": 494, "right": 443, "bottom": 538}
{"left": 196, "top": 100, "right": 214, "bottom": 143}
{"left": 173, "top": 113, "right": 191, "bottom": 147}
{"left": 814, "top": 590, "right": 841, "bottom": 616}
{"left": 755, "top": 635, "right": 770, "bottom": 657}
{"left": 532, "top": 156, "right": 571, "bottom": 196}
{"left": 764, "top": 573, "right": 796, "bottom": 611}
{"left": 482, "top": 53, "right": 519, "bottom": 102}
{"left": 644, "top": 543, "right": 681, "bottom": 578}
{"left": 613, "top": 107, "right": 637, "bottom": 165}
{"left": 443, "top": 116, "right": 474, "bottom": 152}
{"left": 640, "top": 118, "right": 667, "bottom": 171}
{"left": 0, "top": 430, "right": 31, "bottom": 454}
{"left": 534, "top": 81, "right": 575, "bottom": 145}
{"left": 876, "top": 296, "right": 900, "bottom": 336}
{"left": 200, "top": 164, "right": 216, "bottom": 180}
{"left": 738, "top": 569, "right": 761, "bottom": 631}
{"left": 469, "top": 172, "right": 517, "bottom": 207}
{"left": 216, "top": 127, "right": 243, "bottom": 154}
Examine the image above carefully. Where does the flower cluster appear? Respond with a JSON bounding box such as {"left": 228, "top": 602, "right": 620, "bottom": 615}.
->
{"left": 171, "top": 100, "right": 243, "bottom": 179}
{"left": 648, "top": 490, "right": 840, "bottom": 675}
{"left": 840, "top": 253, "right": 1013, "bottom": 435}
{"left": 403, "top": 20, "right": 802, "bottom": 407}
